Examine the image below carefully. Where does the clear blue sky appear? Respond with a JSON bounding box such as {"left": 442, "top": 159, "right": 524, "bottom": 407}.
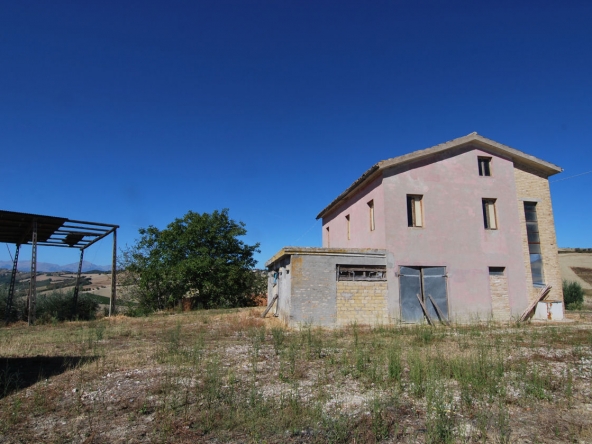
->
{"left": 1, "top": 0, "right": 591, "bottom": 268}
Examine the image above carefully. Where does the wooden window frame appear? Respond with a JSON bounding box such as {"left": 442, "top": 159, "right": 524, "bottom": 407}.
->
{"left": 482, "top": 199, "right": 498, "bottom": 230}
{"left": 407, "top": 195, "right": 423, "bottom": 227}
{"left": 345, "top": 214, "right": 350, "bottom": 240}
{"left": 478, "top": 157, "right": 492, "bottom": 177}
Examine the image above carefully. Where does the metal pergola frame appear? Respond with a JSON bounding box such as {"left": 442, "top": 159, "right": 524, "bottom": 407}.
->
{"left": 0, "top": 210, "right": 119, "bottom": 325}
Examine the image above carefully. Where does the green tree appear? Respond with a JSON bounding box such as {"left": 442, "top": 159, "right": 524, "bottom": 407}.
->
{"left": 120, "top": 209, "right": 262, "bottom": 312}
{"left": 563, "top": 279, "right": 584, "bottom": 310}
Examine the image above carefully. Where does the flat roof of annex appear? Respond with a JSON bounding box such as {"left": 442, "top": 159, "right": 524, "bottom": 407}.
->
{"left": 265, "top": 247, "right": 386, "bottom": 268}
{"left": 316, "top": 132, "right": 563, "bottom": 220}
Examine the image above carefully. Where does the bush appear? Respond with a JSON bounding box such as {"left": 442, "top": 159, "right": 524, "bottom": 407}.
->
{"left": 0, "top": 287, "right": 99, "bottom": 324}
{"left": 36, "top": 290, "right": 99, "bottom": 323}
{"left": 563, "top": 280, "right": 584, "bottom": 310}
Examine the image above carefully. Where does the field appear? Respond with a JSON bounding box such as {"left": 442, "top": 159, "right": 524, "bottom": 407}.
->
{"left": 1, "top": 309, "right": 592, "bottom": 443}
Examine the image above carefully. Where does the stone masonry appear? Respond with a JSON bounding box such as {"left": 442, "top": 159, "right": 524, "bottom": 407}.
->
{"left": 336, "top": 280, "right": 388, "bottom": 326}
{"left": 489, "top": 274, "right": 510, "bottom": 321}
{"left": 514, "top": 163, "right": 563, "bottom": 304}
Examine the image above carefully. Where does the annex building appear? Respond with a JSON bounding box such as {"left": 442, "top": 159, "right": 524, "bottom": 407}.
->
{"left": 266, "top": 133, "right": 564, "bottom": 326}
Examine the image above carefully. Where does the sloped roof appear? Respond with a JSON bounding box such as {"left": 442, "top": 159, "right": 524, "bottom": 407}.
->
{"left": 316, "top": 132, "right": 562, "bottom": 220}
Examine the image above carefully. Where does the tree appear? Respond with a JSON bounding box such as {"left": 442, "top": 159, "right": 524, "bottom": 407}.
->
{"left": 120, "top": 209, "right": 262, "bottom": 312}
{"left": 563, "top": 279, "right": 584, "bottom": 310}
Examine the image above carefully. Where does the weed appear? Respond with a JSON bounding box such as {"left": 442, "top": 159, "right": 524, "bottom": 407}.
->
{"left": 271, "top": 326, "right": 286, "bottom": 355}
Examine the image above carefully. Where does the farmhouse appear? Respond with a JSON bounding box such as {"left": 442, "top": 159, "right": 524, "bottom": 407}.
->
{"left": 266, "top": 133, "right": 564, "bottom": 326}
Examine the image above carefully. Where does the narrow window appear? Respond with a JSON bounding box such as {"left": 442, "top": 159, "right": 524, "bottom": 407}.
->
{"left": 326, "top": 226, "right": 330, "bottom": 247}
{"left": 478, "top": 157, "right": 492, "bottom": 176}
{"left": 489, "top": 267, "right": 505, "bottom": 276}
{"left": 345, "top": 215, "right": 350, "bottom": 240}
{"left": 524, "top": 202, "right": 545, "bottom": 285}
{"left": 407, "top": 195, "right": 423, "bottom": 227}
{"left": 482, "top": 199, "right": 497, "bottom": 230}
{"left": 368, "top": 200, "right": 375, "bottom": 231}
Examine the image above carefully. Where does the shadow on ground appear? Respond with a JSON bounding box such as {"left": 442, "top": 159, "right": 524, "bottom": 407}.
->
{"left": 0, "top": 355, "right": 97, "bottom": 399}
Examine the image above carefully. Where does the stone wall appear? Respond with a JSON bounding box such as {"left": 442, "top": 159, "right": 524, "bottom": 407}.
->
{"left": 513, "top": 163, "right": 563, "bottom": 304}
{"left": 336, "top": 280, "right": 388, "bottom": 325}
{"left": 489, "top": 274, "right": 511, "bottom": 321}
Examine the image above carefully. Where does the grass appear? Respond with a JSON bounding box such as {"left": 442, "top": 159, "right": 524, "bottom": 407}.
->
{"left": 0, "top": 309, "right": 591, "bottom": 443}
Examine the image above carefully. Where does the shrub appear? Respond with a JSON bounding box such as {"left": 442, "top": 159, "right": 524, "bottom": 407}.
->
{"left": 563, "top": 280, "right": 584, "bottom": 310}
{"left": 35, "top": 290, "right": 99, "bottom": 323}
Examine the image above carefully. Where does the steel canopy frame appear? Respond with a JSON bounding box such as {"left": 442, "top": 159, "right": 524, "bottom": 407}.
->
{"left": 1, "top": 210, "right": 119, "bottom": 325}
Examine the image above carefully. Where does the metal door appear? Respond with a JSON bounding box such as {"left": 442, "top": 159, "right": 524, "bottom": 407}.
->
{"left": 399, "top": 266, "right": 423, "bottom": 323}
{"left": 422, "top": 267, "right": 448, "bottom": 321}
{"left": 399, "top": 266, "right": 448, "bottom": 323}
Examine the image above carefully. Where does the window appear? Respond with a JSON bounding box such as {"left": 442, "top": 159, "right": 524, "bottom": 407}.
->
{"left": 345, "top": 215, "right": 350, "bottom": 240}
{"left": 524, "top": 202, "right": 545, "bottom": 285}
{"left": 478, "top": 157, "right": 492, "bottom": 176}
{"left": 337, "top": 265, "right": 386, "bottom": 281}
{"left": 368, "top": 200, "right": 375, "bottom": 231}
{"left": 489, "top": 267, "right": 505, "bottom": 276}
{"left": 407, "top": 195, "right": 423, "bottom": 227}
{"left": 326, "top": 226, "right": 330, "bottom": 247}
{"left": 482, "top": 199, "right": 497, "bottom": 230}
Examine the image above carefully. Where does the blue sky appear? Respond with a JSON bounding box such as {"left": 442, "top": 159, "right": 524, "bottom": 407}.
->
{"left": 1, "top": 0, "right": 591, "bottom": 268}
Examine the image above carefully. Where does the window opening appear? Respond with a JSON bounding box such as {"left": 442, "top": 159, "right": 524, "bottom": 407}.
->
{"left": 478, "top": 157, "right": 492, "bottom": 176}
{"left": 524, "top": 202, "right": 545, "bottom": 285}
{"left": 368, "top": 200, "right": 375, "bottom": 231}
{"left": 337, "top": 265, "right": 386, "bottom": 281}
{"left": 482, "top": 199, "right": 497, "bottom": 230}
{"left": 326, "top": 226, "right": 330, "bottom": 247}
{"left": 345, "top": 214, "right": 350, "bottom": 240}
{"left": 407, "top": 195, "right": 423, "bottom": 227}
{"left": 489, "top": 267, "right": 505, "bottom": 276}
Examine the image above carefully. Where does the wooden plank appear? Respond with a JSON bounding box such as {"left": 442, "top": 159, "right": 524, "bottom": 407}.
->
{"left": 261, "top": 295, "right": 279, "bottom": 318}
{"left": 519, "top": 285, "right": 552, "bottom": 322}
{"left": 428, "top": 294, "right": 450, "bottom": 326}
{"left": 415, "top": 293, "right": 433, "bottom": 326}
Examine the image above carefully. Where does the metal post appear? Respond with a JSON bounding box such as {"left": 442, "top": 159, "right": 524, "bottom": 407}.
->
{"left": 5, "top": 244, "right": 20, "bottom": 325}
{"left": 109, "top": 228, "right": 117, "bottom": 317}
{"left": 27, "top": 220, "right": 38, "bottom": 326}
{"left": 72, "top": 248, "right": 84, "bottom": 318}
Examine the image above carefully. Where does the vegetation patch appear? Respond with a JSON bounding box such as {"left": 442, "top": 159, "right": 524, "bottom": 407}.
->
{"left": 1, "top": 309, "right": 591, "bottom": 443}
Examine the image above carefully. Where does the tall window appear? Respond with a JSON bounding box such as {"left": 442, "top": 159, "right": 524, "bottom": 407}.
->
{"left": 524, "top": 202, "right": 545, "bottom": 285}
{"left": 407, "top": 195, "right": 423, "bottom": 227}
{"left": 345, "top": 215, "right": 350, "bottom": 240}
{"left": 368, "top": 200, "right": 375, "bottom": 231}
{"left": 482, "top": 199, "right": 497, "bottom": 230}
{"left": 326, "top": 226, "right": 330, "bottom": 247}
{"left": 478, "top": 157, "right": 492, "bottom": 176}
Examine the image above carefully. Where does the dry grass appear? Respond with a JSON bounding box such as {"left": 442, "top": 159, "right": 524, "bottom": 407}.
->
{"left": 571, "top": 267, "right": 592, "bottom": 287}
{"left": 1, "top": 309, "right": 592, "bottom": 443}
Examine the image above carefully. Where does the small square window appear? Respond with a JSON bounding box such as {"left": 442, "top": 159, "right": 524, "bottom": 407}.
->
{"left": 489, "top": 267, "right": 505, "bottom": 276}
{"left": 407, "top": 195, "right": 423, "bottom": 227}
{"left": 478, "top": 157, "right": 492, "bottom": 176}
{"left": 482, "top": 199, "right": 497, "bottom": 230}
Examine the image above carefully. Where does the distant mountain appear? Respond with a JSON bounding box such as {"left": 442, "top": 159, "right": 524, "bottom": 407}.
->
{"left": 0, "top": 260, "right": 111, "bottom": 272}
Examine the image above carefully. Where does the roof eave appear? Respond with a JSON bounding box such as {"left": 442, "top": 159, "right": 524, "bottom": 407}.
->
{"left": 316, "top": 133, "right": 562, "bottom": 221}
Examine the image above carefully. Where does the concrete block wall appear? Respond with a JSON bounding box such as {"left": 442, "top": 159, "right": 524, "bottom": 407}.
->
{"left": 513, "top": 163, "right": 563, "bottom": 304}
{"left": 285, "top": 251, "right": 386, "bottom": 327}
{"left": 336, "top": 281, "right": 388, "bottom": 325}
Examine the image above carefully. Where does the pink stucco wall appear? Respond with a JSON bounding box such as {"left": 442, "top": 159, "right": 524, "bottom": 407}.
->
{"left": 322, "top": 145, "right": 530, "bottom": 321}
{"left": 322, "top": 175, "right": 386, "bottom": 250}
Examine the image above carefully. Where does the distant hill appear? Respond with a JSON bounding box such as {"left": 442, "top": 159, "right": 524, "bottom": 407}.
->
{"left": 0, "top": 260, "right": 111, "bottom": 272}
